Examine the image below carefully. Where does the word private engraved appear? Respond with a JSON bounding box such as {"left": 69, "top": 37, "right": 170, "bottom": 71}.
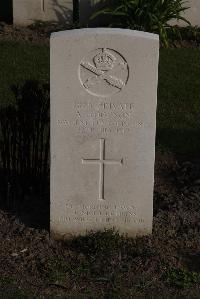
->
{"left": 82, "top": 139, "right": 123, "bottom": 200}
{"left": 79, "top": 48, "right": 129, "bottom": 97}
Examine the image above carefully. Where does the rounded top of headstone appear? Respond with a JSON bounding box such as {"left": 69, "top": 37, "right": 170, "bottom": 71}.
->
{"left": 51, "top": 28, "right": 159, "bottom": 41}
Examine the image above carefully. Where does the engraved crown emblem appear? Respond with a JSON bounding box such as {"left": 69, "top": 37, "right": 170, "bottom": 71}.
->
{"left": 93, "top": 49, "right": 116, "bottom": 71}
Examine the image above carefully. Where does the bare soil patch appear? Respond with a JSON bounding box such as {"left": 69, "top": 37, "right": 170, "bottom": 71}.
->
{"left": 0, "top": 151, "right": 199, "bottom": 298}
{"left": 0, "top": 23, "right": 199, "bottom": 49}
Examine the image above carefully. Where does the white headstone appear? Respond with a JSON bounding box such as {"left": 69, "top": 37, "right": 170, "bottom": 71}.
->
{"left": 170, "top": 0, "right": 200, "bottom": 27}
{"left": 13, "top": 0, "right": 73, "bottom": 26}
{"left": 50, "top": 28, "right": 159, "bottom": 239}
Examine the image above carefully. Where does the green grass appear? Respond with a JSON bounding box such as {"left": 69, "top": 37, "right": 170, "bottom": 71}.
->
{"left": 157, "top": 48, "right": 200, "bottom": 154}
{"left": 0, "top": 40, "right": 199, "bottom": 154}
{"left": 0, "top": 41, "right": 49, "bottom": 105}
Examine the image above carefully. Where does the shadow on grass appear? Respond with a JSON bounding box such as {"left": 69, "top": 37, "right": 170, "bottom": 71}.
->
{"left": 0, "top": 168, "right": 50, "bottom": 230}
{"left": 0, "top": 80, "right": 50, "bottom": 230}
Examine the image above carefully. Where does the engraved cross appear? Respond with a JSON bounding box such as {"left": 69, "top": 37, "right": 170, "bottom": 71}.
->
{"left": 82, "top": 139, "right": 123, "bottom": 200}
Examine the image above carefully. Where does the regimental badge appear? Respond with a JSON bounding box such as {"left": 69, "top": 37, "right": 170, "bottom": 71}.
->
{"left": 79, "top": 48, "right": 129, "bottom": 97}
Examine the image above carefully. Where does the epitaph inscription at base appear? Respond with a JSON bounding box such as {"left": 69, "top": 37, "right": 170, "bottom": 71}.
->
{"left": 51, "top": 28, "right": 159, "bottom": 239}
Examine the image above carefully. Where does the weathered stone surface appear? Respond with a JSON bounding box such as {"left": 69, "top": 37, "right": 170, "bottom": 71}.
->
{"left": 170, "top": 0, "right": 200, "bottom": 27}
{"left": 50, "top": 28, "right": 159, "bottom": 239}
{"left": 13, "top": 0, "right": 73, "bottom": 26}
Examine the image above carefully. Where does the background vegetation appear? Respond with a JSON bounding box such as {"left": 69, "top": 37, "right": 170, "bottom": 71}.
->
{"left": 91, "top": 0, "right": 190, "bottom": 46}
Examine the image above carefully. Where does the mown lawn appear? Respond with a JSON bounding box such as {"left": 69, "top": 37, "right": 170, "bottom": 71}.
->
{"left": 157, "top": 48, "right": 200, "bottom": 154}
{"left": 0, "top": 41, "right": 199, "bottom": 154}
{"left": 0, "top": 41, "right": 49, "bottom": 105}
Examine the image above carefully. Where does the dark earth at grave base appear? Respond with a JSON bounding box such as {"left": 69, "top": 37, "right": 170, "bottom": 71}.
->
{"left": 0, "top": 22, "right": 200, "bottom": 48}
{"left": 0, "top": 151, "right": 199, "bottom": 298}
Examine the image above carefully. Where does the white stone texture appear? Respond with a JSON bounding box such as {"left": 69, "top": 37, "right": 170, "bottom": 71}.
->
{"left": 50, "top": 28, "right": 159, "bottom": 239}
{"left": 13, "top": 0, "right": 73, "bottom": 26}
{"left": 170, "top": 0, "right": 200, "bottom": 27}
